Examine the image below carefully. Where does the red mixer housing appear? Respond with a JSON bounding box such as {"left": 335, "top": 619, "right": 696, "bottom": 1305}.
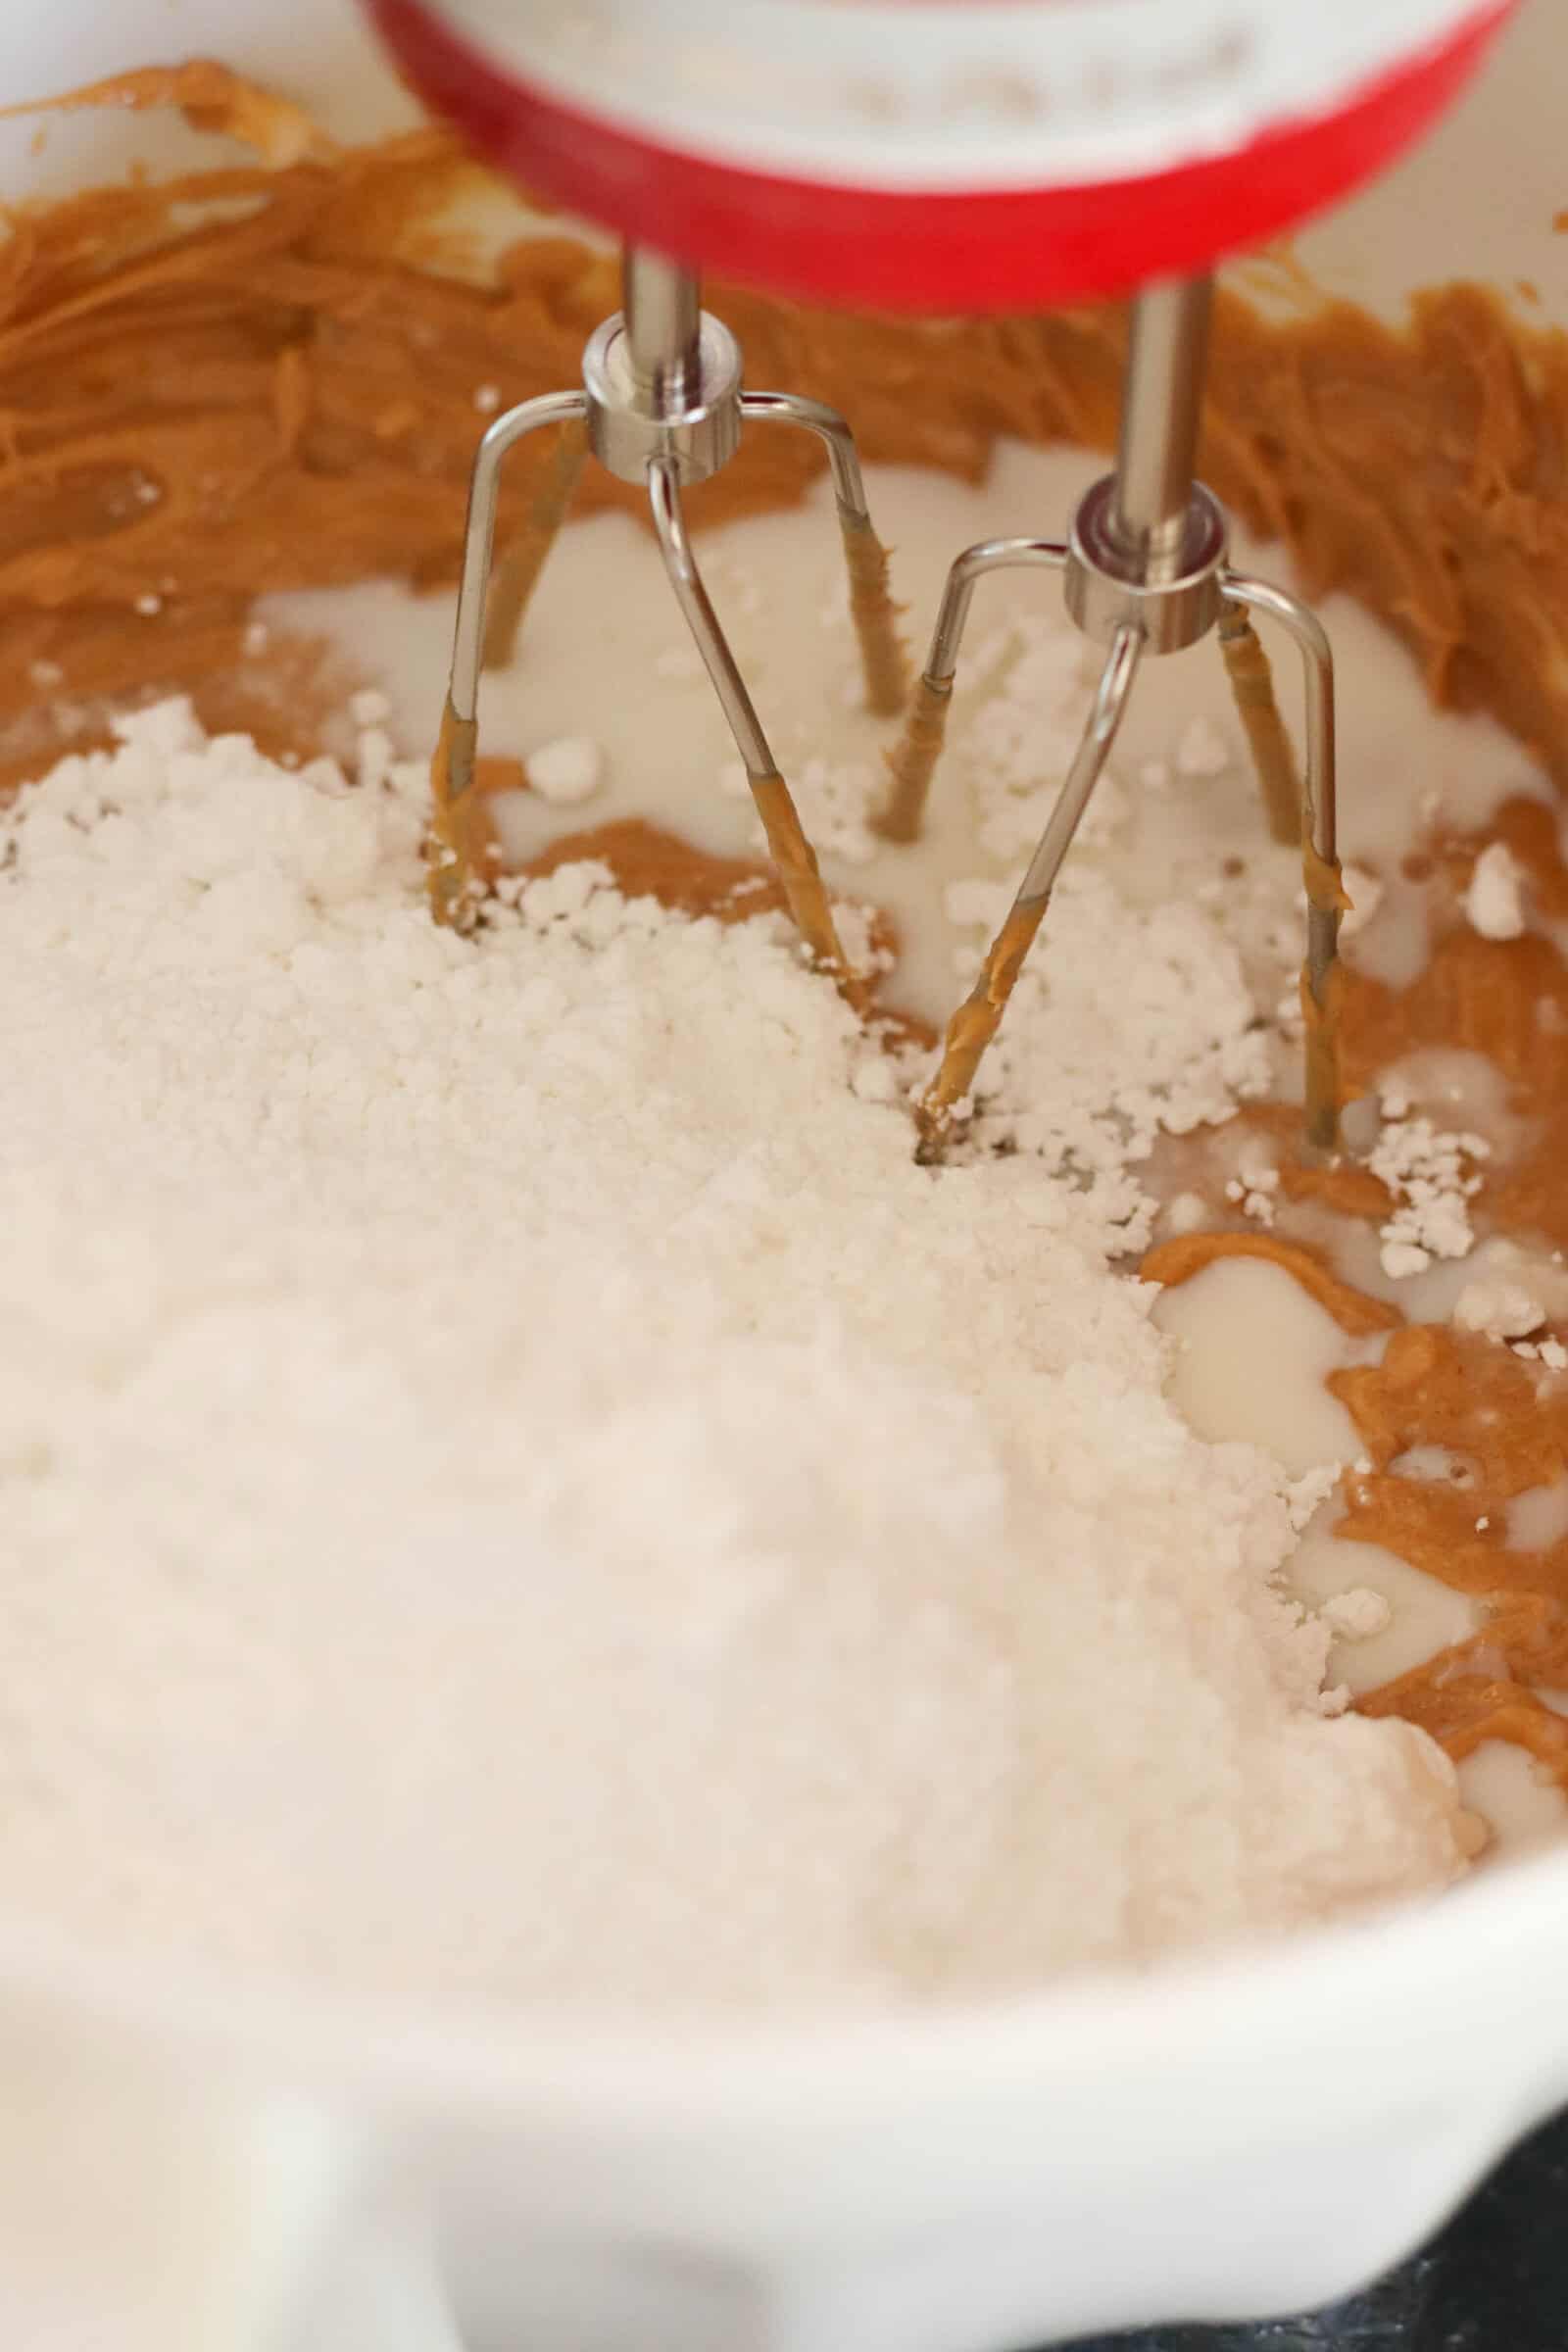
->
{"left": 367, "top": 0, "right": 1515, "bottom": 310}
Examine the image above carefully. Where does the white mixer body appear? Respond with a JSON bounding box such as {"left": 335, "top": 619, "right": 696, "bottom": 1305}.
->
{"left": 406, "top": 0, "right": 1513, "bottom": 191}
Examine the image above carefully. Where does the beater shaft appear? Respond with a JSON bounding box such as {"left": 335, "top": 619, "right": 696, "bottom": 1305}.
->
{"left": 1110, "top": 278, "right": 1211, "bottom": 573}
{"left": 623, "top": 249, "right": 703, "bottom": 407}
{"left": 1116, "top": 285, "right": 1308, "bottom": 857}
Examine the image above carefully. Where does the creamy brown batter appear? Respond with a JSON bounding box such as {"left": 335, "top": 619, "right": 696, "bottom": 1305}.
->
{"left": 7, "top": 67, "right": 1568, "bottom": 787}
{"left": 8, "top": 63, "right": 1568, "bottom": 1807}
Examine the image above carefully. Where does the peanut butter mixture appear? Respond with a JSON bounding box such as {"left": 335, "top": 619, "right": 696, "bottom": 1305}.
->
{"left": 7, "top": 64, "right": 1568, "bottom": 1815}
{"left": 8, "top": 69, "right": 1568, "bottom": 782}
{"left": 1147, "top": 786, "right": 1568, "bottom": 1795}
{"left": 1149, "top": 1231, "right": 1568, "bottom": 1799}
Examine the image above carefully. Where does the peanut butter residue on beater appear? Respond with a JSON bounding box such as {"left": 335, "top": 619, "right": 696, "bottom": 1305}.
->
{"left": 914, "top": 895, "right": 1046, "bottom": 1160}
{"left": 10, "top": 68, "right": 1568, "bottom": 1813}
{"left": 838, "top": 508, "right": 910, "bottom": 720}
{"left": 748, "top": 769, "right": 860, "bottom": 993}
{"left": 876, "top": 673, "right": 953, "bottom": 845}
{"left": 1300, "top": 956, "right": 1350, "bottom": 1150}
{"left": 1215, "top": 603, "right": 1299, "bottom": 848}
{"left": 428, "top": 697, "right": 498, "bottom": 929}
{"left": 1299, "top": 843, "right": 1353, "bottom": 1148}
{"left": 479, "top": 416, "right": 589, "bottom": 674}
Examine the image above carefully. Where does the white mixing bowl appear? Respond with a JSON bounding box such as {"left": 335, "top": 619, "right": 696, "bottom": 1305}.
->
{"left": 1, "top": 4, "right": 1565, "bottom": 2347}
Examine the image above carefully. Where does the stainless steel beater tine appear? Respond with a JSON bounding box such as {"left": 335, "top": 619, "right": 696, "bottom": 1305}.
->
{"left": 1224, "top": 574, "right": 1343, "bottom": 1157}
{"left": 645, "top": 453, "right": 854, "bottom": 989}
{"left": 741, "top": 391, "right": 910, "bottom": 718}
{"left": 875, "top": 537, "right": 1069, "bottom": 844}
{"left": 431, "top": 388, "right": 588, "bottom": 931}
{"left": 1216, "top": 596, "right": 1299, "bottom": 848}
{"left": 916, "top": 624, "right": 1144, "bottom": 1162}
{"left": 480, "top": 415, "right": 590, "bottom": 674}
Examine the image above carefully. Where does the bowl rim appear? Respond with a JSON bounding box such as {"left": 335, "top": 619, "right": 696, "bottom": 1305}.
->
{"left": 0, "top": 1828, "right": 1562, "bottom": 2128}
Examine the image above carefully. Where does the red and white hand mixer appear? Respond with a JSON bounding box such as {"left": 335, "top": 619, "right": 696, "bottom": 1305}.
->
{"left": 366, "top": 0, "right": 1515, "bottom": 1154}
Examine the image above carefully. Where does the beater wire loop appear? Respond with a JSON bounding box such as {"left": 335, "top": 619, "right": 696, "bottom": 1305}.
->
{"left": 742, "top": 391, "right": 910, "bottom": 717}
{"left": 431, "top": 254, "right": 909, "bottom": 986}
{"left": 432, "top": 389, "right": 588, "bottom": 928}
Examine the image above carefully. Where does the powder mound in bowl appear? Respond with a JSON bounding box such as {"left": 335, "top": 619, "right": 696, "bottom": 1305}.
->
{"left": 0, "top": 704, "right": 1466, "bottom": 2018}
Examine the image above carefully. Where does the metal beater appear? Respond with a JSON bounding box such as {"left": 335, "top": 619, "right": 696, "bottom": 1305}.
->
{"left": 382, "top": 0, "right": 1519, "bottom": 1171}
{"left": 878, "top": 276, "right": 1343, "bottom": 1162}
{"left": 429, "top": 244, "right": 907, "bottom": 992}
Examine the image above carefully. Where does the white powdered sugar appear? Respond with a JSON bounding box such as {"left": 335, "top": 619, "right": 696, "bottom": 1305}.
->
{"left": 1370, "top": 1101, "right": 1491, "bottom": 1280}
{"left": 1174, "top": 713, "right": 1232, "bottom": 780}
{"left": 1464, "top": 840, "right": 1527, "bottom": 941}
{"left": 954, "top": 615, "right": 1116, "bottom": 864}
{"left": 1225, "top": 1147, "right": 1282, "bottom": 1228}
{"left": 941, "top": 866, "right": 1273, "bottom": 1241}
{"left": 0, "top": 703, "right": 1465, "bottom": 2018}
{"left": 1453, "top": 1274, "right": 1546, "bottom": 1343}
{"left": 1320, "top": 1589, "right": 1394, "bottom": 1642}
{"left": 525, "top": 734, "right": 605, "bottom": 805}
{"left": 723, "top": 753, "right": 882, "bottom": 867}
{"left": 776, "top": 753, "right": 883, "bottom": 866}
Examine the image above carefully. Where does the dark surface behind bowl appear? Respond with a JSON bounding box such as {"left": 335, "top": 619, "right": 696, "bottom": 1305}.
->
{"left": 1061, "top": 2102, "right": 1568, "bottom": 2350}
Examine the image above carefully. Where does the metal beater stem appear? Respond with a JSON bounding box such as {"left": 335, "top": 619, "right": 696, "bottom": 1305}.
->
{"left": 1110, "top": 278, "right": 1212, "bottom": 579}
{"left": 622, "top": 248, "right": 703, "bottom": 412}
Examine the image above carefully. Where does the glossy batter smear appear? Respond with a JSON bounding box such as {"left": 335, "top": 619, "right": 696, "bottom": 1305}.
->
{"left": 7, "top": 66, "right": 1568, "bottom": 1806}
